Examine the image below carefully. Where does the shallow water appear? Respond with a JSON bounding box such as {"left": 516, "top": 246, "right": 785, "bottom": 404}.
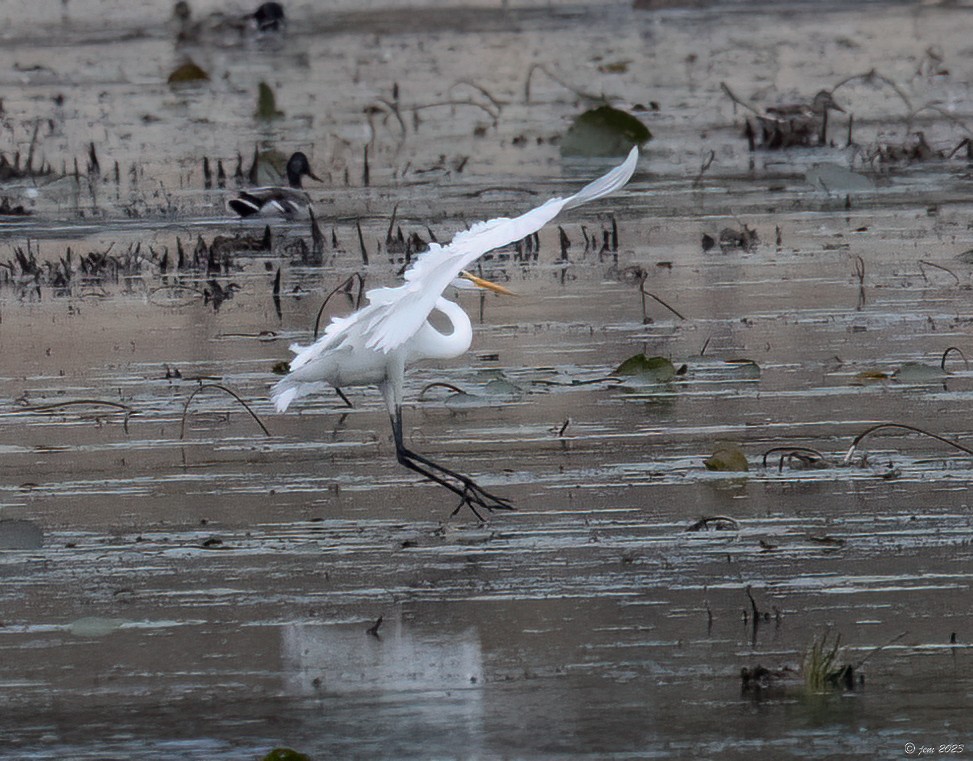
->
{"left": 1, "top": 1, "right": 973, "bottom": 759}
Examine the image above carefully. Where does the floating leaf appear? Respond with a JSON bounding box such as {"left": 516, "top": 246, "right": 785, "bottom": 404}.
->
{"left": 613, "top": 354, "right": 676, "bottom": 383}
{"left": 724, "top": 358, "right": 761, "bottom": 378}
{"left": 443, "top": 391, "right": 483, "bottom": 411}
{"left": 68, "top": 616, "right": 128, "bottom": 637}
{"left": 167, "top": 59, "right": 209, "bottom": 86}
{"left": 255, "top": 82, "right": 284, "bottom": 120}
{"left": 262, "top": 750, "right": 312, "bottom": 761}
{"left": 483, "top": 378, "right": 524, "bottom": 401}
{"left": 805, "top": 163, "right": 874, "bottom": 193}
{"left": 852, "top": 369, "right": 889, "bottom": 385}
{"left": 704, "top": 444, "right": 749, "bottom": 472}
{"left": 0, "top": 519, "right": 43, "bottom": 550}
{"left": 598, "top": 61, "right": 630, "bottom": 74}
{"left": 892, "top": 362, "right": 947, "bottom": 383}
{"left": 561, "top": 105, "right": 651, "bottom": 157}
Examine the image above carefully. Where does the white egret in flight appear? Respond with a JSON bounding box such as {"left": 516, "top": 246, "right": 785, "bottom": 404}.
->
{"left": 272, "top": 147, "right": 638, "bottom": 517}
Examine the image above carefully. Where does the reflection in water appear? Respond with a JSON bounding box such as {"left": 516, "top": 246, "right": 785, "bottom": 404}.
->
{"left": 281, "top": 613, "right": 484, "bottom": 697}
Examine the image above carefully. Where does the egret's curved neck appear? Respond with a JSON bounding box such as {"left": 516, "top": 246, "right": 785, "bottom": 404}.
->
{"left": 412, "top": 297, "right": 473, "bottom": 360}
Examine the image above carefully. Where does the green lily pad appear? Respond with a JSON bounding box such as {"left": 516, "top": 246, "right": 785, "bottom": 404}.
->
{"left": 892, "top": 362, "right": 947, "bottom": 383}
{"left": 704, "top": 444, "right": 749, "bottom": 472}
{"left": 167, "top": 60, "right": 209, "bottom": 86}
{"left": 0, "top": 519, "right": 43, "bottom": 550}
{"left": 613, "top": 354, "right": 676, "bottom": 383}
{"left": 561, "top": 105, "right": 651, "bottom": 157}
{"left": 262, "top": 750, "right": 311, "bottom": 761}
{"left": 255, "top": 82, "right": 284, "bottom": 120}
{"left": 68, "top": 616, "right": 129, "bottom": 637}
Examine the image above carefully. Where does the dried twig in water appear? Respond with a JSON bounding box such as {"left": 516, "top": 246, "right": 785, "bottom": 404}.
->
{"left": 20, "top": 399, "right": 136, "bottom": 414}
{"left": 180, "top": 383, "right": 270, "bottom": 439}
{"left": 855, "top": 631, "right": 907, "bottom": 668}
{"left": 524, "top": 64, "right": 604, "bottom": 104}
{"left": 907, "top": 103, "right": 973, "bottom": 137}
{"left": 842, "top": 422, "right": 973, "bottom": 466}
{"left": 686, "top": 515, "right": 740, "bottom": 531}
{"left": 830, "top": 69, "right": 913, "bottom": 112}
{"left": 918, "top": 259, "right": 960, "bottom": 285}
{"left": 692, "top": 150, "right": 716, "bottom": 188}
{"left": 854, "top": 255, "right": 866, "bottom": 310}
{"left": 760, "top": 446, "right": 831, "bottom": 471}
{"left": 418, "top": 381, "right": 467, "bottom": 400}
{"left": 450, "top": 80, "right": 504, "bottom": 112}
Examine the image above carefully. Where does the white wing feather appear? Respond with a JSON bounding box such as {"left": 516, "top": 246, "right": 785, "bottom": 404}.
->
{"left": 362, "top": 146, "right": 638, "bottom": 353}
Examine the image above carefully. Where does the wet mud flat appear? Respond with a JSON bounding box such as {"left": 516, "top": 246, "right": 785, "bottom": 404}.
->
{"left": 2, "top": 0, "right": 973, "bottom": 758}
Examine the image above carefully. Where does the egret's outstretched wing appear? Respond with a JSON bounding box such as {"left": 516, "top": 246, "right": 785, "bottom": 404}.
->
{"left": 362, "top": 147, "right": 639, "bottom": 353}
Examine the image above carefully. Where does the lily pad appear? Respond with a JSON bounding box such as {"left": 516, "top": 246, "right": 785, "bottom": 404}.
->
{"left": 262, "top": 750, "right": 312, "bottom": 761}
{"left": 167, "top": 59, "right": 209, "bottom": 86}
{"left": 805, "top": 163, "right": 874, "bottom": 193}
{"left": 68, "top": 616, "right": 128, "bottom": 637}
{"left": 0, "top": 519, "right": 43, "bottom": 550}
{"left": 704, "top": 444, "right": 749, "bottom": 472}
{"left": 255, "top": 82, "right": 284, "bottom": 120}
{"left": 561, "top": 105, "right": 651, "bottom": 157}
{"left": 613, "top": 354, "right": 676, "bottom": 383}
{"left": 892, "top": 362, "right": 947, "bottom": 383}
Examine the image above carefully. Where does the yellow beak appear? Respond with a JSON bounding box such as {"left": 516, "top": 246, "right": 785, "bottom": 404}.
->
{"left": 459, "top": 271, "right": 516, "bottom": 295}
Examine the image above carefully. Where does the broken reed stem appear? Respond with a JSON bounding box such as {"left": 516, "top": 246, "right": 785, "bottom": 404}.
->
{"left": 941, "top": 346, "right": 969, "bottom": 371}
{"left": 760, "top": 446, "right": 830, "bottom": 469}
{"left": 692, "top": 150, "right": 716, "bottom": 188}
{"left": 842, "top": 422, "right": 973, "bottom": 466}
{"left": 524, "top": 63, "right": 603, "bottom": 104}
{"left": 20, "top": 399, "right": 136, "bottom": 414}
{"left": 313, "top": 272, "right": 366, "bottom": 339}
{"left": 418, "top": 381, "right": 467, "bottom": 399}
{"left": 855, "top": 631, "right": 907, "bottom": 668}
{"left": 356, "top": 220, "right": 369, "bottom": 266}
{"left": 719, "top": 82, "right": 763, "bottom": 116}
{"left": 641, "top": 283, "right": 686, "bottom": 320}
{"left": 451, "top": 80, "right": 504, "bottom": 113}
{"left": 830, "top": 69, "right": 913, "bottom": 112}
{"left": 180, "top": 383, "right": 270, "bottom": 439}
{"left": 918, "top": 259, "right": 960, "bottom": 284}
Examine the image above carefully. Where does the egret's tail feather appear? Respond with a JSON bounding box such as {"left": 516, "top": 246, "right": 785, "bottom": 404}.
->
{"left": 271, "top": 379, "right": 332, "bottom": 412}
{"left": 562, "top": 146, "right": 639, "bottom": 211}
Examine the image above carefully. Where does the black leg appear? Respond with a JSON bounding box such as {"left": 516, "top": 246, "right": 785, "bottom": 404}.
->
{"left": 390, "top": 406, "right": 514, "bottom": 518}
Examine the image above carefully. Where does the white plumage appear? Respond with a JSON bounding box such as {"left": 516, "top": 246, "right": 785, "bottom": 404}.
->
{"left": 272, "top": 147, "right": 638, "bottom": 516}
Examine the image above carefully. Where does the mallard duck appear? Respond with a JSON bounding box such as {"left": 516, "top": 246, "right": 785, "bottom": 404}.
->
{"left": 759, "top": 90, "right": 845, "bottom": 148}
{"left": 228, "top": 151, "right": 320, "bottom": 218}
{"left": 173, "top": 1, "right": 286, "bottom": 45}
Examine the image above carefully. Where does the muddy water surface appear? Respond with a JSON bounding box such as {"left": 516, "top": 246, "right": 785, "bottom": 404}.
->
{"left": 1, "top": 1, "right": 972, "bottom": 759}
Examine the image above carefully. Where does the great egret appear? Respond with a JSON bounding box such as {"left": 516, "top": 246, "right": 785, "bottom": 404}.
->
{"left": 272, "top": 147, "right": 638, "bottom": 517}
{"left": 228, "top": 152, "right": 320, "bottom": 218}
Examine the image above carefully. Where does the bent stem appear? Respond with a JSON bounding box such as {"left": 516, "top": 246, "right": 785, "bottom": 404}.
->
{"left": 843, "top": 422, "right": 973, "bottom": 466}
{"left": 180, "top": 383, "right": 270, "bottom": 439}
